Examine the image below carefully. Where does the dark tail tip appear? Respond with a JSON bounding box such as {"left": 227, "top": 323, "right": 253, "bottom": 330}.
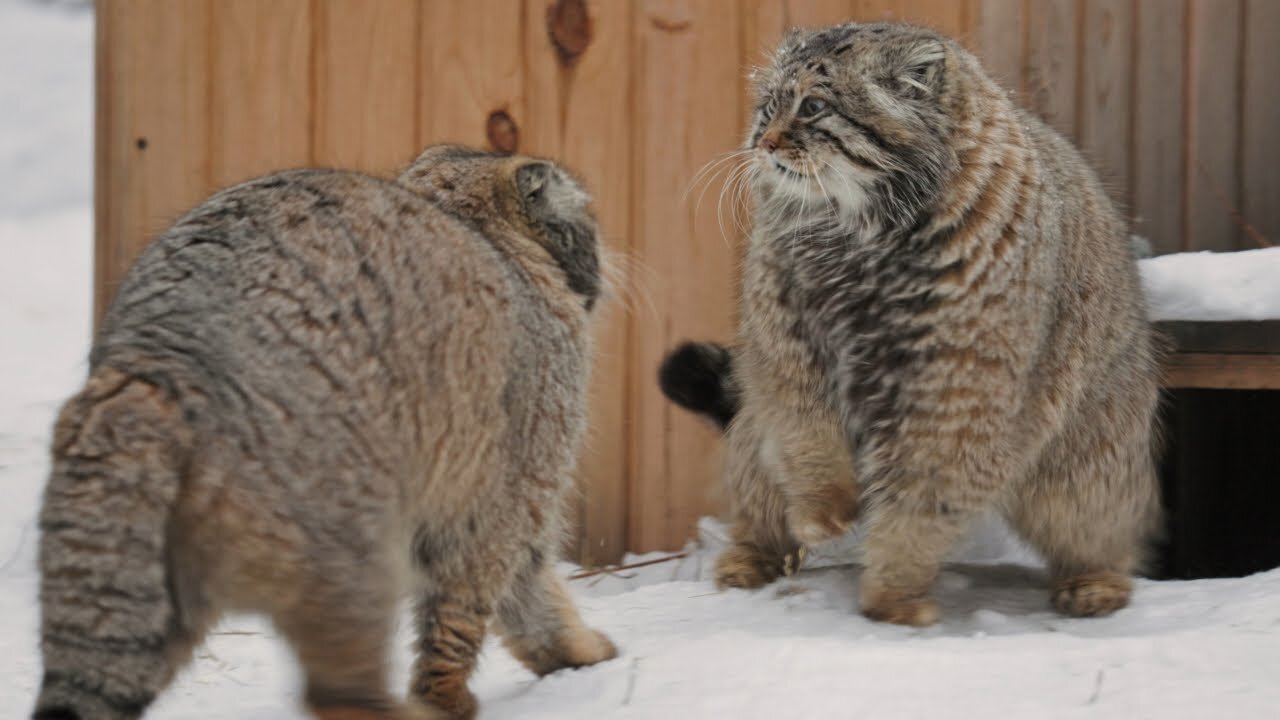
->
{"left": 33, "top": 709, "right": 80, "bottom": 720}
{"left": 658, "top": 341, "right": 739, "bottom": 430}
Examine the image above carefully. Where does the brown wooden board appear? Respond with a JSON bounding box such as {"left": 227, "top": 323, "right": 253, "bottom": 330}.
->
{"left": 1131, "top": 0, "right": 1187, "bottom": 255}
{"left": 523, "top": 0, "right": 636, "bottom": 566}
{"left": 208, "top": 0, "right": 312, "bottom": 188}
{"left": 1185, "top": 0, "right": 1243, "bottom": 252}
{"left": 94, "top": 0, "right": 212, "bottom": 326}
{"left": 1078, "top": 0, "right": 1133, "bottom": 210}
{"left": 1025, "top": 0, "right": 1079, "bottom": 141}
{"left": 1164, "top": 353, "right": 1280, "bottom": 390}
{"left": 629, "top": 0, "right": 743, "bottom": 552}
{"left": 1241, "top": 0, "right": 1280, "bottom": 249}
{"left": 314, "top": 0, "right": 421, "bottom": 174}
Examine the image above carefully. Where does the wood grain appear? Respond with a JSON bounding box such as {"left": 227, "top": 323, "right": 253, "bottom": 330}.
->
{"left": 967, "top": 0, "right": 1026, "bottom": 95}
{"left": 208, "top": 0, "right": 312, "bottom": 187}
{"left": 95, "top": 0, "right": 211, "bottom": 326}
{"left": 1025, "top": 0, "right": 1080, "bottom": 140}
{"left": 1132, "top": 0, "right": 1187, "bottom": 255}
{"left": 1163, "top": 354, "right": 1280, "bottom": 390}
{"left": 418, "top": 0, "right": 525, "bottom": 150}
{"left": 523, "top": 0, "right": 635, "bottom": 565}
{"left": 1078, "top": 0, "right": 1133, "bottom": 210}
{"left": 1241, "top": 0, "right": 1280, "bottom": 249}
{"left": 1185, "top": 0, "right": 1243, "bottom": 252}
{"left": 314, "top": 0, "right": 420, "bottom": 174}
{"left": 630, "top": 0, "right": 742, "bottom": 552}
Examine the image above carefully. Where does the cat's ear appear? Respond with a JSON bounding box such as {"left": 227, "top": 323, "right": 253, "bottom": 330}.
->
{"left": 515, "top": 160, "right": 556, "bottom": 206}
{"left": 895, "top": 38, "right": 947, "bottom": 99}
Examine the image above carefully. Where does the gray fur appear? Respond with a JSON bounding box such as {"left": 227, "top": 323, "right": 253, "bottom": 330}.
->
{"left": 34, "top": 145, "right": 616, "bottom": 720}
{"left": 709, "top": 23, "right": 1163, "bottom": 625}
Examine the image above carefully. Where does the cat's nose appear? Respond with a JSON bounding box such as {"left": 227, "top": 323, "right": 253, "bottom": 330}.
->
{"left": 758, "top": 134, "right": 778, "bottom": 152}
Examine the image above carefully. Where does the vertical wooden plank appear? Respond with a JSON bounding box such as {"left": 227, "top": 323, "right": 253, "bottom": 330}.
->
{"left": 1185, "top": 0, "right": 1243, "bottom": 251}
{"left": 897, "top": 0, "right": 970, "bottom": 38}
{"left": 967, "top": 0, "right": 1025, "bottom": 94}
{"left": 631, "top": 0, "right": 743, "bottom": 552}
{"left": 523, "top": 0, "right": 634, "bottom": 566}
{"left": 787, "top": 0, "right": 857, "bottom": 28}
{"left": 1026, "top": 0, "right": 1080, "bottom": 140}
{"left": 1078, "top": 0, "right": 1134, "bottom": 209}
{"left": 419, "top": 0, "right": 525, "bottom": 151}
{"left": 95, "top": 0, "right": 210, "bottom": 326}
{"left": 1241, "top": 0, "right": 1280, "bottom": 249}
{"left": 853, "top": 0, "right": 902, "bottom": 22}
{"left": 314, "top": 0, "right": 420, "bottom": 174}
{"left": 1132, "top": 0, "right": 1186, "bottom": 254}
{"left": 209, "top": 0, "right": 312, "bottom": 187}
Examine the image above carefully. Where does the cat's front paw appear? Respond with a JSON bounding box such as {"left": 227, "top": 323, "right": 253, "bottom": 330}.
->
{"left": 715, "top": 542, "right": 792, "bottom": 589}
{"left": 859, "top": 584, "right": 941, "bottom": 627}
{"left": 1052, "top": 572, "right": 1132, "bottom": 617}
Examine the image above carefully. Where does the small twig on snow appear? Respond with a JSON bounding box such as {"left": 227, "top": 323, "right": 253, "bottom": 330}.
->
{"left": 1086, "top": 669, "right": 1105, "bottom": 705}
{"left": 622, "top": 657, "right": 640, "bottom": 706}
{"left": 568, "top": 551, "right": 690, "bottom": 581}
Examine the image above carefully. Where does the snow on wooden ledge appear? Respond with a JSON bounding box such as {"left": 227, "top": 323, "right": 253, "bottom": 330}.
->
{"left": 1140, "top": 247, "right": 1280, "bottom": 322}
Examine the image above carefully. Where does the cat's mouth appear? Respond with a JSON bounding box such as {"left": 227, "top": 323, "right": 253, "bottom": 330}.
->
{"left": 771, "top": 158, "right": 808, "bottom": 181}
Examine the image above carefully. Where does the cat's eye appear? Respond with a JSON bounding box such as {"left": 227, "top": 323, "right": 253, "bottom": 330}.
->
{"left": 797, "top": 96, "right": 828, "bottom": 118}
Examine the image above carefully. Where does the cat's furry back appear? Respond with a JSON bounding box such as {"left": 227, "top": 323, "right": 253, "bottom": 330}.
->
{"left": 34, "top": 145, "right": 616, "bottom": 720}
{"left": 696, "top": 22, "right": 1163, "bottom": 625}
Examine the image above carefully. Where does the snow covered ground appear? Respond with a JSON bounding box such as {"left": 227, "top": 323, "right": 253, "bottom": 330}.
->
{"left": 1, "top": 2, "right": 1278, "bottom": 718}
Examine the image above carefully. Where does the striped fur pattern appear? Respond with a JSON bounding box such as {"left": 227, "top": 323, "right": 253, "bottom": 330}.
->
{"left": 709, "top": 22, "right": 1163, "bottom": 625}
{"left": 33, "top": 145, "right": 616, "bottom": 720}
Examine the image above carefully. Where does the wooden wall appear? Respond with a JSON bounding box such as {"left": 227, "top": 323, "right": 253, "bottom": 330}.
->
{"left": 96, "top": 0, "right": 1280, "bottom": 563}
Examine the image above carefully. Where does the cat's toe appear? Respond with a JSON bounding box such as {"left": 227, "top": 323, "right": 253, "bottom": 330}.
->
{"left": 1052, "top": 572, "right": 1132, "bottom": 617}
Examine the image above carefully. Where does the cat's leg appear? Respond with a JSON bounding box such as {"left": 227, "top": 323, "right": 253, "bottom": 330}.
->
{"left": 715, "top": 414, "right": 805, "bottom": 589}
{"left": 766, "top": 412, "right": 860, "bottom": 547}
{"left": 1006, "top": 395, "right": 1160, "bottom": 618}
{"left": 272, "top": 563, "right": 409, "bottom": 720}
{"left": 856, "top": 495, "right": 975, "bottom": 627}
{"left": 493, "top": 547, "right": 617, "bottom": 676}
{"left": 407, "top": 586, "right": 495, "bottom": 720}
{"left": 856, "top": 435, "right": 1014, "bottom": 627}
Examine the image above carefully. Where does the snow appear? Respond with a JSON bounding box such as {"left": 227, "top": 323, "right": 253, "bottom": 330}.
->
{"left": 2, "top": 2, "right": 1278, "bottom": 718}
{"left": 1139, "top": 247, "right": 1280, "bottom": 322}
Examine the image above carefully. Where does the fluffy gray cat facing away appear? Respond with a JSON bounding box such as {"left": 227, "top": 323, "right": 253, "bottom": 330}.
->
{"left": 33, "top": 145, "right": 616, "bottom": 720}
{"left": 662, "top": 22, "right": 1163, "bottom": 626}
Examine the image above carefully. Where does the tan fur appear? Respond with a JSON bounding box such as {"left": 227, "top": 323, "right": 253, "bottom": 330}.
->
{"left": 33, "top": 146, "right": 615, "bottom": 720}
{"left": 713, "top": 23, "right": 1163, "bottom": 625}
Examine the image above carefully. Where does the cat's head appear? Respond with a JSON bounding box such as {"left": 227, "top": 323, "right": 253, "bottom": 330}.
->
{"left": 747, "top": 23, "right": 977, "bottom": 226}
{"left": 401, "top": 145, "right": 601, "bottom": 310}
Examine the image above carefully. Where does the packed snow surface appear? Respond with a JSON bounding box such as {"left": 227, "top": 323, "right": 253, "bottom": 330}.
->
{"left": 2, "top": 2, "right": 1277, "bottom": 718}
{"left": 1140, "top": 247, "right": 1280, "bottom": 322}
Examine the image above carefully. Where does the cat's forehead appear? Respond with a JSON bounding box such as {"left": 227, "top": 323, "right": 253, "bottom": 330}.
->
{"left": 761, "top": 22, "right": 942, "bottom": 89}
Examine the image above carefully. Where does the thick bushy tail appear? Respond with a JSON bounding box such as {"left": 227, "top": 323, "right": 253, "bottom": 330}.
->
{"left": 33, "top": 369, "right": 193, "bottom": 720}
{"left": 657, "top": 341, "right": 740, "bottom": 430}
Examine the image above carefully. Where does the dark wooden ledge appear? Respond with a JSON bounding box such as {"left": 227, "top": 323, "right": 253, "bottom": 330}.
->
{"left": 1157, "top": 321, "right": 1280, "bottom": 389}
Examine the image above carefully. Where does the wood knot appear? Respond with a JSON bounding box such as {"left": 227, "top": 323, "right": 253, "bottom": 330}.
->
{"left": 547, "top": 0, "right": 592, "bottom": 65}
{"left": 486, "top": 110, "right": 519, "bottom": 154}
{"left": 135, "top": 137, "right": 148, "bottom": 150}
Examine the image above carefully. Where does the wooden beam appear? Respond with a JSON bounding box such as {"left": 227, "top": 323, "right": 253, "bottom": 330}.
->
{"left": 1163, "top": 353, "right": 1280, "bottom": 389}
